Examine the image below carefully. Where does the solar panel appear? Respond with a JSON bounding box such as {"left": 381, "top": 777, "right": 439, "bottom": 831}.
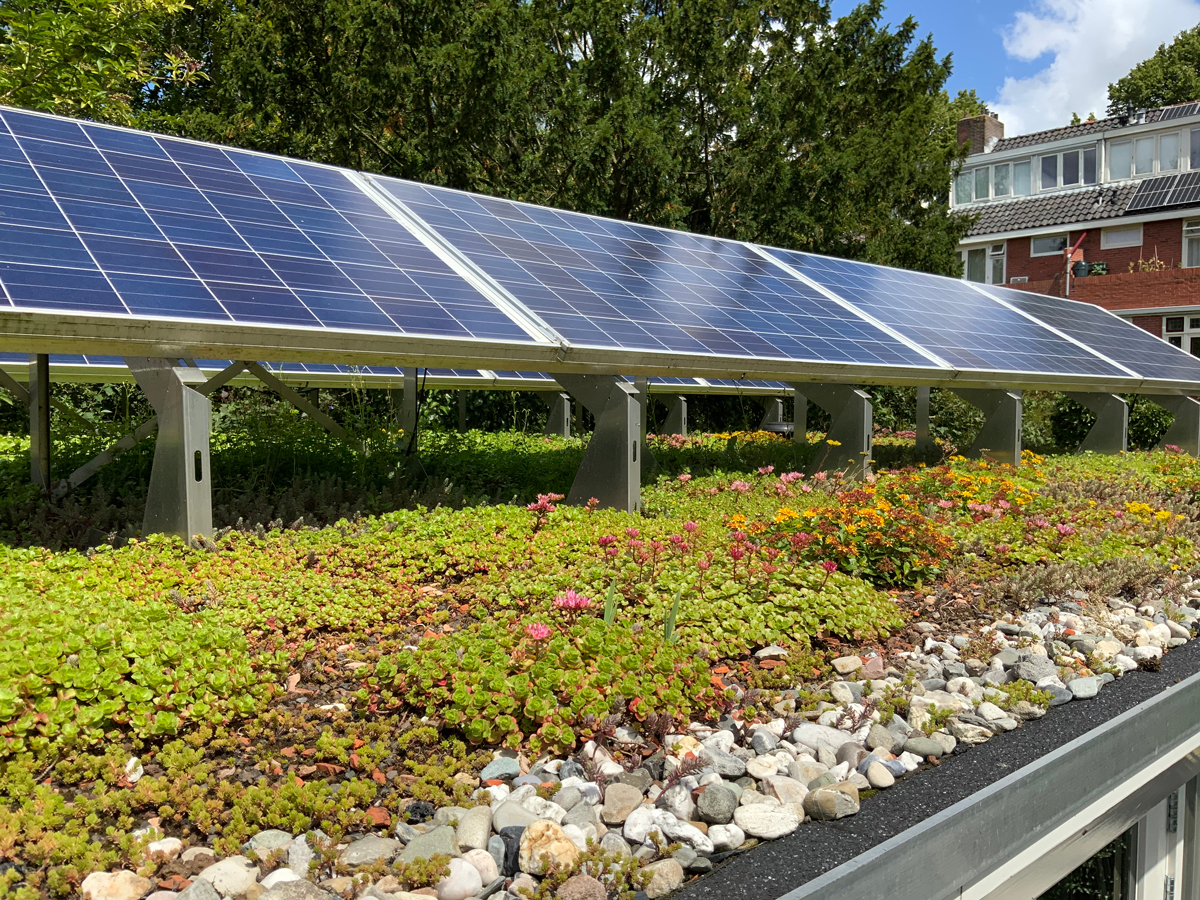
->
{"left": 981, "top": 286, "right": 1200, "bottom": 384}
{"left": 1160, "top": 102, "right": 1200, "bottom": 121}
{"left": 367, "top": 176, "right": 937, "bottom": 370}
{"left": 1126, "top": 174, "right": 1179, "bottom": 213}
{"left": 763, "top": 249, "right": 1128, "bottom": 378}
{"left": 0, "top": 107, "right": 536, "bottom": 344}
{"left": 1169, "top": 172, "right": 1200, "bottom": 207}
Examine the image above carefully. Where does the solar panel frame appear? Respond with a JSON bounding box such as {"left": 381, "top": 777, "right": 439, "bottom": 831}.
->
{"left": 0, "top": 106, "right": 547, "bottom": 349}
{"left": 1169, "top": 171, "right": 1200, "bottom": 207}
{"left": 1126, "top": 174, "right": 1179, "bottom": 213}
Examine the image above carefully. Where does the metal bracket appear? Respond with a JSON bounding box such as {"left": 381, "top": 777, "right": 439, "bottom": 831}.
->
{"left": 915, "top": 386, "right": 936, "bottom": 461}
{"left": 540, "top": 392, "right": 572, "bottom": 438}
{"left": 125, "top": 358, "right": 213, "bottom": 542}
{"left": 556, "top": 374, "right": 640, "bottom": 512}
{"left": 1149, "top": 396, "right": 1200, "bottom": 456}
{"left": 633, "top": 377, "right": 659, "bottom": 476}
{"left": 791, "top": 383, "right": 873, "bottom": 476}
{"left": 759, "top": 397, "right": 785, "bottom": 428}
{"left": 664, "top": 395, "right": 688, "bottom": 436}
{"left": 951, "top": 388, "right": 1023, "bottom": 465}
{"left": 1064, "top": 392, "right": 1129, "bottom": 454}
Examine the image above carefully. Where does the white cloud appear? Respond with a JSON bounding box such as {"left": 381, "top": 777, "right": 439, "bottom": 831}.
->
{"left": 991, "top": 0, "right": 1200, "bottom": 137}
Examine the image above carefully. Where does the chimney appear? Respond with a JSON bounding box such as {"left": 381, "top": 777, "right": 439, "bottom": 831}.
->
{"left": 957, "top": 112, "right": 1005, "bottom": 156}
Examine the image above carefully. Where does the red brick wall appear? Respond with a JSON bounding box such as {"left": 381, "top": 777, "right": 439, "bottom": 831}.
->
{"left": 1003, "top": 218, "right": 1187, "bottom": 283}
{"left": 1130, "top": 314, "right": 1163, "bottom": 336}
{"left": 1008, "top": 266, "right": 1200, "bottom": 310}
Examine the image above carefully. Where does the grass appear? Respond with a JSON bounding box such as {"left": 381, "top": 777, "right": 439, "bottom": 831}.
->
{"left": 3, "top": 426, "right": 1200, "bottom": 898}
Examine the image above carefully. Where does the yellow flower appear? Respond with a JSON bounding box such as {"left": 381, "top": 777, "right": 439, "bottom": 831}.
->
{"left": 727, "top": 513, "right": 747, "bottom": 528}
{"left": 827, "top": 439, "right": 842, "bottom": 446}
{"left": 774, "top": 508, "right": 799, "bottom": 524}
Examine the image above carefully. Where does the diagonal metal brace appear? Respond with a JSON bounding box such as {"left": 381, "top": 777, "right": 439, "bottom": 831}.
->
{"left": 0, "top": 368, "right": 29, "bottom": 405}
{"left": 245, "top": 362, "right": 366, "bottom": 453}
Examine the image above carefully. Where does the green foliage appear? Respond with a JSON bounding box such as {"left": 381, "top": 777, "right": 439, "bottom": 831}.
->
{"left": 1109, "top": 25, "right": 1200, "bottom": 113}
{"left": 993, "top": 680, "right": 1052, "bottom": 712}
{"left": 0, "top": 550, "right": 276, "bottom": 759}
{"left": 0, "top": 0, "right": 203, "bottom": 124}
{"left": 1051, "top": 394, "right": 1173, "bottom": 451}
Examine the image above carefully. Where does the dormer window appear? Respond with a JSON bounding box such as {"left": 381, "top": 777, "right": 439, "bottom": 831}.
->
{"left": 1038, "top": 147, "right": 1097, "bottom": 190}
{"left": 1110, "top": 132, "right": 1184, "bottom": 179}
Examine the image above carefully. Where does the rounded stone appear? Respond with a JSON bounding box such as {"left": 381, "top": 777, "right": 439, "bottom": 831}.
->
{"left": 865, "top": 761, "right": 895, "bottom": 789}
{"left": 601, "top": 783, "right": 644, "bottom": 825}
{"left": 642, "top": 859, "right": 684, "bottom": 899}
{"left": 82, "top": 871, "right": 154, "bottom": 900}
{"left": 435, "top": 858, "right": 482, "bottom": 900}
{"left": 732, "top": 803, "right": 801, "bottom": 839}
{"left": 461, "top": 848, "right": 498, "bottom": 885}
{"left": 196, "top": 857, "right": 260, "bottom": 898}
{"left": 518, "top": 820, "right": 581, "bottom": 875}
{"left": 455, "top": 805, "right": 493, "bottom": 852}
{"left": 555, "top": 873, "right": 607, "bottom": 900}
{"left": 696, "top": 783, "right": 737, "bottom": 825}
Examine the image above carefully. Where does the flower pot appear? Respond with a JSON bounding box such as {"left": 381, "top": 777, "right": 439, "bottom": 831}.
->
{"left": 1072, "top": 260, "right": 1089, "bottom": 278}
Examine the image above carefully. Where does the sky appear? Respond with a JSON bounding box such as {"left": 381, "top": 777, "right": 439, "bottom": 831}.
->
{"left": 830, "top": 0, "right": 1200, "bottom": 136}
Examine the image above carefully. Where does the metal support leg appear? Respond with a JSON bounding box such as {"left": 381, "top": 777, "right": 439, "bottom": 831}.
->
{"left": 557, "top": 374, "right": 640, "bottom": 512}
{"left": 951, "top": 388, "right": 1023, "bottom": 465}
{"left": 540, "top": 392, "right": 571, "bottom": 438}
{"left": 29, "top": 354, "right": 50, "bottom": 490}
{"left": 792, "top": 391, "right": 807, "bottom": 446}
{"left": 664, "top": 396, "right": 687, "bottom": 436}
{"left": 125, "top": 358, "right": 212, "bottom": 541}
{"left": 915, "top": 386, "right": 935, "bottom": 461}
{"left": 1150, "top": 395, "right": 1200, "bottom": 455}
{"left": 632, "top": 377, "right": 658, "bottom": 475}
{"left": 458, "top": 392, "right": 467, "bottom": 433}
{"left": 1065, "top": 392, "right": 1129, "bottom": 454}
{"left": 759, "top": 397, "right": 784, "bottom": 428}
{"left": 792, "top": 384, "right": 873, "bottom": 476}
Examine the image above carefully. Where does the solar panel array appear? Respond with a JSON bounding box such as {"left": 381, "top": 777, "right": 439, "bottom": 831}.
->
{"left": 763, "top": 249, "right": 1128, "bottom": 378}
{"left": 0, "top": 107, "right": 533, "bottom": 343}
{"left": 1126, "top": 174, "right": 1182, "bottom": 213}
{"left": 1160, "top": 102, "right": 1200, "bottom": 121}
{"left": 2, "top": 106, "right": 1200, "bottom": 393}
{"left": 372, "top": 176, "right": 933, "bottom": 369}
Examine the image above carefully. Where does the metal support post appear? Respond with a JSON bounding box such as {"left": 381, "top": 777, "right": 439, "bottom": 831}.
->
{"left": 915, "top": 386, "right": 936, "bottom": 461}
{"left": 29, "top": 354, "right": 50, "bottom": 490}
{"left": 792, "top": 391, "right": 807, "bottom": 445}
{"left": 951, "top": 388, "right": 1023, "bottom": 465}
{"left": 1064, "top": 392, "right": 1129, "bottom": 454}
{"left": 1150, "top": 395, "right": 1200, "bottom": 456}
{"left": 792, "top": 383, "right": 873, "bottom": 476}
{"left": 556, "top": 374, "right": 640, "bottom": 512}
{"left": 458, "top": 392, "right": 467, "bottom": 433}
{"left": 664, "top": 396, "right": 687, "bottom": 436}
{"left": 632, "top": 377, "right": 658, "bottom": 475}
{"left": 759, "top": 397, "right": 784, "bottom": 428}
{"left": 540, "top": 392, "right": 572, "bottom": 438}
{"left": 125, "top": 358, "right": 212, "bottom": 542}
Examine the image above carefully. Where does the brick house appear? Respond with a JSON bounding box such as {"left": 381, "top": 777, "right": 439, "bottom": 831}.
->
{"left": 955, "top": 103, "right": 1200, "bottom": 354}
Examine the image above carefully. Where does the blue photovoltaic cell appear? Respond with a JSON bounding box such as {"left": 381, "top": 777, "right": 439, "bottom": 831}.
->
{"left": 984, "top": 285, "right": 1200, "bottom": 384}
{"left": 0, "top": 107, "right": 534, "bottom": 344}
{"left": 371, "top": 177, "right": 936, "bottom": 369}
{"left": 765, "top": 248, "right": 1127, "bottom": 378}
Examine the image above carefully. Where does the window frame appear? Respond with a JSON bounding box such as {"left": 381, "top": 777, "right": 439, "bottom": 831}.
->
{"left": 960, "top": 242, "right": 1007, "bottom": 284}
{"left": 1184, "top": 219, "right": 1200, "bottom": 269}
{"left": 1109, "top": 131, "right": 1186, "bottom": 180}
{"left": 1100, "top": 223, "right": 1144, "bottom": 250}
{"left": 1030, "top": 233, "right": 1069, "bottom": 257}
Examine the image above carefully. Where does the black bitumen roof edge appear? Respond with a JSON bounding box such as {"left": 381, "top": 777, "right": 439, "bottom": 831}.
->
{"left": 673, "top": 637, "right": 1200, "bottom": 900}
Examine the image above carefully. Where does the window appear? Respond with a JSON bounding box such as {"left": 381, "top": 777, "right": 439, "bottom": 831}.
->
{"left": 993, "top": 164, "right": 1011, "bottom": 197}
{"left": 1135, "top": 137, "right": 1155, "bottom": 174}
{"left": 1162, "top": 316, "right": 1200, "bottom": 356}
{"left": 1192, "top": 129, "right": 1200, "bottom": 169}
{"left": 1166, "top": 317, "right": 1185, "bottom": 332}
{"left": 1170, "top": 335, "right": 1184, "bottom": 347}
{"left": 1083, "top": 147, "right": 1097, "bottom": 184}
{"left": 1062, "top": 151, "right": 1079, "bottom": 185}
{"left": 1161, "top": 132, "right": 1180, "bottom": 171}
{"left": 961, "top": 243, "right": 1007, "bottom": 284}
{"left": 1110, "top": 141, "right": 1133, "bottom": 179}
{"left": 955, "top": 171, "right": 972, "bottom": 204}
{"left": 1192, "top": 317, "right": 1200, "bottom": 329}
{"left": 1031, "top": 234, "right": 1068, "bottom": 256}
{"left": 974, "top": 167, "right": 990, "bottom": 201}
{"left": 1185, "top": 220, "right": 1200, "bottom": 268}
{"left": 1013, "top": 161, "right": 1031, "bottom": 195}
{"left": 990, "top": 243, "right": 1006, "bottom": 284}
{"left": 1041, "top": 155, "right": 1058, "bottom": 190}
{"left": 1101, "top": 223, "right": 1143, "bottom": 249}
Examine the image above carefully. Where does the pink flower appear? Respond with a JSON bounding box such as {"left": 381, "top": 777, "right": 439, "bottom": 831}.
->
{"left": 800, "top": 484, "right": 813, "bottom": 493}
{"left": 774, "top": 482, "right": 792, "bottom": 497}
{"left": 1032, "top": 518, "right": 1051, "bottom": 528}
{"left": 678, "top": 473, "right": 692, "bottom": 483}
{"left": 997, "top": 500, "right": 1011, "bottom": 509}
{"left": 1055, "top": 523, "right": 1076, "bottom": 536}
{"left": 937, "top": 499, "right": 954, "bottom": 509}
{"left": 525, "top": 622, "right": 552, "bottom": 641}
{"left": 650, "top": 540, "right": 666, "bottom": 553}
{"left": 669, "top": 534, "right": 685, "bottom": 546}
{"left": 598, "top": 535, "right": 618, "bottom": 547}
{"left": 697, "top": 559, "right": 711, "bottom": 571}
{"left": 730, "top": 480, "right": 752, "bottom": 493}
{"left": 683, "top": 521, "right": 699, "bottom": 533}
{"left": 708, "top": 487, "right": 720, "bottom": 495}
{"left": 789, "top": 532, "right": 813, "bottom": 549}
{"left": 629, "top": 539, "right": 644, "bottom": 549}
{"left": 757, "top": 466, "right": 775, "bottom": 475}
{"left": 821, "top": 560, "right": 838, "bottom": 574}
{"left": 729, "top": 546, "right": 746, "bottom": 561}
{"left": 731, "top": 531, "right": 748, "bottom": 543}
{"left": 625, "top": 528, "right": 640, "bottom": 538}
{"left": 761, "top": 563, "right": 779, "bottom": 575}
{"left": 812, "top": 472, "right": 828, "bottom": 482}
{"left": 606, "top": 547, "right": 619, "bottom": 558}
{"left": 554, "top": 588, "right": 593, "bottom": 611}
{"left": 780, "top": 471, "right": 804, "bottom": 484}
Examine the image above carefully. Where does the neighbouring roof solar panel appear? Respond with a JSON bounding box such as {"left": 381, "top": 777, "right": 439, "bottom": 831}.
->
{"left": 1161, "top": 102, "right": 1200, "bottom": 120}
{"left": 984, "top": 285, "right": 1200, "bottom": 383}
{"left": 0, "top": 107, "right": 533, "bottom": 344}
{"left": 370, "top": 176, "right": 936, "bottom": 369}
{"left": 1126, "top": 174, "right": 1179, "bottom": 213}
{"left": 764, "top": 248, "right": 1128, "bottom": 378}
{"left": 1170, "top": 171, "right": 1200, "bottom": 206}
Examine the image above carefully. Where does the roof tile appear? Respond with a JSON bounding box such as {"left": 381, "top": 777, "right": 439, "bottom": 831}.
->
{"left": 962, "top": 183, "right": 1139, "bottom": 236}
